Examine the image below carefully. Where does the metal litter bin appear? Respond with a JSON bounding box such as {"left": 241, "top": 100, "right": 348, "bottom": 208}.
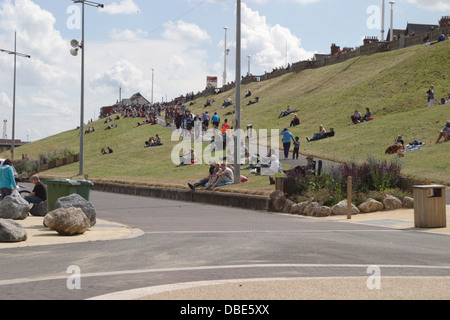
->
{"left": 44, "top": 179, "right": 81, "bottom": 212}
{"left": 413, "top": 185, "right": 447, "bottom": 228}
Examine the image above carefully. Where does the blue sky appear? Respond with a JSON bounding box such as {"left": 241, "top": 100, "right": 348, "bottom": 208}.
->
{"left": 0, "top": 0, "right": 448, "bottom": 141}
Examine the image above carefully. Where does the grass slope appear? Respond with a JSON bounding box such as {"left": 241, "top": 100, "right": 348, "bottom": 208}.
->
{"left": 4, "top": 41, "right": 450, "bottom": 193}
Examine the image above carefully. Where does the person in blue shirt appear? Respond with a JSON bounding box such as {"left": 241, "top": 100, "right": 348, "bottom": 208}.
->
{"left": 0, "top": 159, "right": 17, "bottom": 199}
{"left": 280, "top": 128, "right": 295, "bottom": 159}
{"left": 211, "top": 112, "right": 220, "bottom": 129}
{"left": 435, "top": 120, "right": 450, "bottom": 143}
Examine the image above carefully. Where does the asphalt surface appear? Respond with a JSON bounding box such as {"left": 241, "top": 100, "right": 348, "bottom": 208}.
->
{"left": 0, "top": 189, "right": 449, "bottom": 304}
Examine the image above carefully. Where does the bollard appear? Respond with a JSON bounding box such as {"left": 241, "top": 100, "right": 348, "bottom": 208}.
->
{"left": 347, "top": 176, "right": 352, "bottom": 219}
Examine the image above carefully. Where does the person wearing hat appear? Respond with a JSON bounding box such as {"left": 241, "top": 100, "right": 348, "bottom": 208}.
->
{"left": 435, "top": 120, "right": 450, "bottom": 143}
{"left": 283, "top": 155, "right": 316, "bottom": 176}
{"left": 24, "top": 175, "right": 47, "bottom": 205}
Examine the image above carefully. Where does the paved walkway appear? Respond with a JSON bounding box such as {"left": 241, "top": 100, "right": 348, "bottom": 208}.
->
{"left": 2, "top": 198, "right": 448, "bottom": 300}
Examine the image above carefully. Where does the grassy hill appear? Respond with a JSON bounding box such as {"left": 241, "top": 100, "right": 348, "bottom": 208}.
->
{"left": 3, "top": 40, "right": 449, "bottom": 194}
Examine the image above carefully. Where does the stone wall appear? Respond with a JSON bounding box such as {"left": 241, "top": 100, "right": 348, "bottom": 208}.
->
{"left": 91, "top": 182, "right": 270, "bottom": 212}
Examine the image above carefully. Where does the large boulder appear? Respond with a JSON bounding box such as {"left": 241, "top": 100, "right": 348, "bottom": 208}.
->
{"left": 304, "top": 202, "right": 319, "bottom": 216}
{"left": 290, "top": 201, "right": 310, "bottom": 215}
{"left": 44, "top": 207, "right": 90, "bottom": 236}
{"left": 54, "top": 194, "right": 96, "bottom": 227}
{"left": 358, "top": 198, "right": 384, "bottom": 213}
{"left": 402, "top": 196, "right": 414, "bottom": 209}
{"left": 331, "top": 200, "right": 360, "bottom": 216}
{"left": 0, "top": 219, "right": 27, "bottom": 242}
{"left": 282, "top": 199, "right": 295, "bottom": 213}
{"left": 30, "top": 201, "right": 48, "bottom": 217}
{"left": 314, "top": 205, "right": 332, "bottom": 217}
{"left": 0, "top": 196, "right": 30, "bottom": 220}
{"left": 270, "top": 190, "right": 286, "bottom": 212}
{"left": 383, "top": 195, "right": 402, "bottom": 211}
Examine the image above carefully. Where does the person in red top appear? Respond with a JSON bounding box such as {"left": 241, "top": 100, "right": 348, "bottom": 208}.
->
{"left": 221, "top": 119, "right": 231, "bottom": 134}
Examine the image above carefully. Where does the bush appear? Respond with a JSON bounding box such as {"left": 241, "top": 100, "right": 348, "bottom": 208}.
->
{"left": 283, "top": 155, "right": 406, "bottom": 207}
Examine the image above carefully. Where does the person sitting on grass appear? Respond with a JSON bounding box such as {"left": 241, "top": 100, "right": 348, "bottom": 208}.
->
{"left": 283, "top": 156, "right": 316, "bottom": 177}
{"left": 436, "top": 120, "right": 450, "bottom": 143}
{"left": 351, "top": 110, "right": 362, "bottom": 124}
{"left": 179, "top": 148, "right": 199, "bottom": 166}
{"left": 290, "top": 114, "right": 300, "bottom": 127}
{"left": 362, "top": 107, "right": 373, "bottom": 122}
{"left": 206, "top": 163, "right": 234, "bottom": 190}
{"left": 188, "top": 162, "right": 217, "bottom": 191}
{"left": 306, "top": 125, "right": 326, "bottom": 142}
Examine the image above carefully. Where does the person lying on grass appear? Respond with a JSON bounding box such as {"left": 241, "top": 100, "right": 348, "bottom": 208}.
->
{"left": 307, "top": 127, "right": 335, "bottom": 142}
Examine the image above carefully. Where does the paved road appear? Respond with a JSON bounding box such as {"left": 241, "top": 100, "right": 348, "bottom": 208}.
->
{"left": 0, "top": 190, "right": 449, "bottom": 302}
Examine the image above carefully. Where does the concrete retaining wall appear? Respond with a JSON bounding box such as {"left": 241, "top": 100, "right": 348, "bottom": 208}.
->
{"left": 91, "top": 182, "right": 270, "bottom": 212}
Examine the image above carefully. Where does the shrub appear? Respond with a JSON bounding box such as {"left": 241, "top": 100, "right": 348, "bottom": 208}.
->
{"left": 283, "top": 155, "right": 406, "bottom": 207}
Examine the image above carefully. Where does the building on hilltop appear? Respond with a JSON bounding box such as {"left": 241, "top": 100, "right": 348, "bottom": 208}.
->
{"left": 363, "top": 36, "right": 379, "bottom": 45}
{"left": 386, "top": 28, "right": 406, "bottom": 41}
{"left": 0, "top": 139, "right": 26, "bottom": 153}
{"left": 439, "top": 16, "right": 450, "bottom": 28}
{"left": 130, "top": 92, "right": 150, "bottom": 105}
{"left": 404, "top": 23, "right": 439, "bottom": 37}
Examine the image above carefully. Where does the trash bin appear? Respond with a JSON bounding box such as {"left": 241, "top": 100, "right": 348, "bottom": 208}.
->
{"left": 44, "top": 179, "right": 81, "bottom": 212}
{"left": 74, "top": 179, "right": 94, "bottom": 201}
{"left": 413, "top": 185, "right": 447, "bottom": 228}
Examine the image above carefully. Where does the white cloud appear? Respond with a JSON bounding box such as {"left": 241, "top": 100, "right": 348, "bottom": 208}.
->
{"left": 101, "top": 0, "right": 140, "bottom": 15}
{"left": 0, "top": 0, "right": 78, "bottom": 141}
{"left": 110, "top": 28, "right": 148, "bottom": 41}
{"left": 405, "top": 0, "right": 450, "bottom": 11}
{"left": 163, "top": 20, "right": 211, "bottom": 45}
{"left": 220, "top": 3, "right": 315, "bottom": 78}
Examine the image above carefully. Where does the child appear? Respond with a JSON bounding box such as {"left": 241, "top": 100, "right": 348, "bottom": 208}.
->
{"left": 293, "top": 136, "right": 300, "bottom": 160}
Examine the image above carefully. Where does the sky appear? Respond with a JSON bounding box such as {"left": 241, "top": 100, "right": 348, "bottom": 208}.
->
{"left": 0, "top": 0, "right": 448, "bottom": 142}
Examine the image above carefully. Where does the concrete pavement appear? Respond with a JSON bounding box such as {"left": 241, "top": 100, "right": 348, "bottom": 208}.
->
{"left": 1, "top": 197, "right": 449, "bottom": 301}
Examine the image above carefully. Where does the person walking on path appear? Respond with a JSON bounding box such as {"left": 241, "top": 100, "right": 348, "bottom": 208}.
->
{"left": 280, "top": 128, "right": 295, "bottom": 160}
{"left": 0, "top": 159, "right": 17, "bottom": 199}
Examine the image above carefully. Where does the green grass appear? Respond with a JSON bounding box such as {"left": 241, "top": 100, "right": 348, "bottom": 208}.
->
{"left": 4, "top": 40, "right": 450, "bottom": 193}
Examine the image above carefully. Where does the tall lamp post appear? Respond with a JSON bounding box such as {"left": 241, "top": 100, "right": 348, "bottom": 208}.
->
{"left": 381, "top": 0, "right": 385, "bottom": 41}
{"left": 233, "top": 0, "right": 241, "bottom": 184}
{"left": 71, "top": 0, "right": 103, "bottom": 176}
{"left": 223, "top": 27, "right": 229, "bottom": 88}
{"left": 389, "top": 1, "right": 395, "bottom": 41}
{"left": 0, "top": 31, "right": 31, "bottom": 161}
{"left": 151, "top": 68, "right": 155, "bottom": 106}
{"left": 247, "top": 55, "right": 251, "bottom": 76}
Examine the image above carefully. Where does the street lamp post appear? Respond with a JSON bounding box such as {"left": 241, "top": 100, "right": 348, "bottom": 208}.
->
{"left": 389, "top": 1, "right": 395, "bottom": 41}
{"left": 223, "top": 27, "right": 229, "bottom": 88}
{"left": 381, "top": 0, "right": 385, "bottom": 41}
{"left": 0, "top": 31, "right": 31, "bottom": 161}
{"left": 71, "top": 0, "right": 103, "bottom": 176}
{"left": 247, "top": 55, "right": 251, "bottom": 76}
{"left": 233, "top": 0, "right": 241, "bottom": 184}
{"left": 151, "top": 68, "right": 155, "bottom": 106}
